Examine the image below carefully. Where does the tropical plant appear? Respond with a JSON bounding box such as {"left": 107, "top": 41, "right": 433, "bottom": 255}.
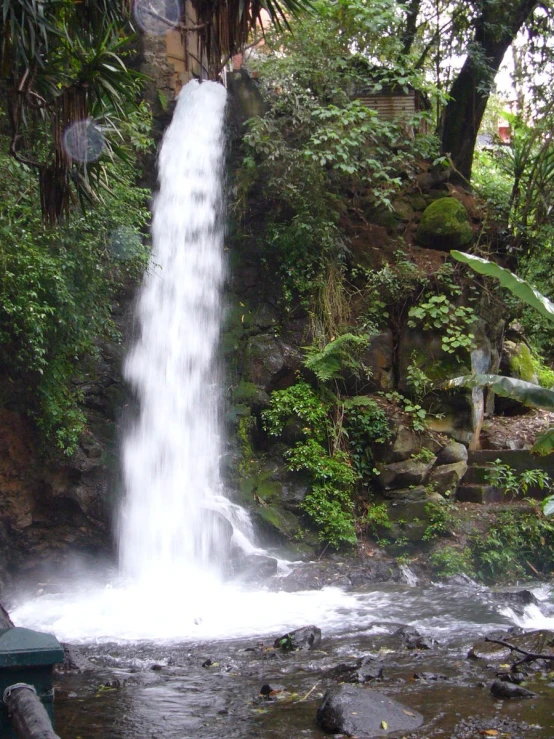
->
{"left": 304, "top": 334, "right": 367, "bottom": 383}
{"left": 1, "top": 0, "right": 146, "bottom": 222}
{"left": 449, "top": 250, "right": 554, "bottom": 457}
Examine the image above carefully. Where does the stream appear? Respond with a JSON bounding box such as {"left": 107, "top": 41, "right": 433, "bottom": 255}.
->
{"left": 10, "top": 565, "right": 554, "bottom": 738}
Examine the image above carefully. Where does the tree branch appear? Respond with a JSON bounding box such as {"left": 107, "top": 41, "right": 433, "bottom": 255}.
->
{"left": 484, "top": 637, "right": 554, "bottom": 668}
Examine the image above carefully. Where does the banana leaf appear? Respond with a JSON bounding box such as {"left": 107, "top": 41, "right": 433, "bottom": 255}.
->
{"left": 446, "top": 374, "right": 554, "bottom": 410}
{"left": 451, "top": 250, "right": 554, "bottom": 322}
{"left": 543, "top": 495, "right": 554, "bottom": 516}
{"left": 531, "top": 427, "right": 554, "bottom": 456}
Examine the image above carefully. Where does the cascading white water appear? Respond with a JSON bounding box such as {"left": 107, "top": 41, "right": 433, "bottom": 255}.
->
{"left": 119, "top": 79, "right": 255, "bottom": 583}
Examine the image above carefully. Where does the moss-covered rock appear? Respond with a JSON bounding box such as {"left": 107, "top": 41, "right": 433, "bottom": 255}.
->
{"left": 505, "top": 341, "right": 537, "bottom": 383}
{"left": 416, "top": 197, "right": 472, "bottom": 251}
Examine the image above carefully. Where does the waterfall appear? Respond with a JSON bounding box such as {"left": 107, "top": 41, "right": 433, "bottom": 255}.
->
{"left": 118, "top": 80, "right": 254, "bottom": 584}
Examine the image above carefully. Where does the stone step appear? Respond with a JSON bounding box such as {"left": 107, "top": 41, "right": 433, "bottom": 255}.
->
{"left": 462, "top": 465, "right": 494, "bottom": 485}
{"left": 455, "top": 484, "right": 520, "bottom": 504}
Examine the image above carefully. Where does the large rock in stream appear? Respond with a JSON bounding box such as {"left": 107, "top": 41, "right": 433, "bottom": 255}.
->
{"left": 316, "top": 684, "right": 423, "bottom": 736}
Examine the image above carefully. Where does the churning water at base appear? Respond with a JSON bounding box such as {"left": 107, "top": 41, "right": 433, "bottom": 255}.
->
{"left": 8, "top": 83, "right": 554, "bottom": 646}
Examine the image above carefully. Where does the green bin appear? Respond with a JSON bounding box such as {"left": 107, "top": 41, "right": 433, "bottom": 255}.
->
{"left": 0, "top": 627, "right": 64, "bottom": 737}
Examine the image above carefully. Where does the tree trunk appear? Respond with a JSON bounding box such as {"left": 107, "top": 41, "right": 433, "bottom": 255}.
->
{"left": 441, "top": 0, "right": 538, "bottom": 184}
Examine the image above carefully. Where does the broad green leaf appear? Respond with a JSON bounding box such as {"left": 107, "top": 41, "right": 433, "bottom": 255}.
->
{"left": 446, "top": 374, "right": 554, "bottom": 411}
{"left": 543, "top": 495, "right": 554, "bottom": 516}
{"left": 532, "top": 427, "right": 554, "bottom": 456}
{"left": 451, "top": 251, "right": 554, "bottom": 322}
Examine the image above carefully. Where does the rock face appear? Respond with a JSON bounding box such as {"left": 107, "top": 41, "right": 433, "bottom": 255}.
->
{"left": 0, "top": 408, "right": 113, "bottom": 589}
{"left": 316, "top": 684, "right": 423, "bottom": 736}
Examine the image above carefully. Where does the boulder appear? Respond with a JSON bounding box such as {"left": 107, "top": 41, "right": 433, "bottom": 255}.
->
{"left": 388, "top": 425, "right": 420, "bottom": 462}
{"left": 316, "top": 684, "right": 423, "bottom": 736}
{"left": 378, "top": 459, "right": 435, "bottom": 490}
{"left": 274, "top": 625, "right": 322, "bottom": 651}
{"left": 416, "top": 197, "right": 473, "bottom": 251}
{"left": 427, "top": 461, "right": 467, "bottom": 496}
{"left": 436, "top": 441, "right": 468, "bottom": 465}
{"left": 490, "top": 680, "right": 536, "bottom": 699}
{"left": 384, "top": 486, "right": 428, "bottom": 502}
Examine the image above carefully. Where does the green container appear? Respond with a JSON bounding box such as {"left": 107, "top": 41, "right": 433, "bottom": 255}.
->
{"left": 0, "top": 627, "right": 64, "bottom": 737}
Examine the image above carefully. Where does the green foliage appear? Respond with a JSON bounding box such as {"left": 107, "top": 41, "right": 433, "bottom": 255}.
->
{"left": 422, "top": 500, "right": 458, "bottom": 540}
{"left": 342, "top": 396, "right": 392, "bottom": 478}
{"left": 411, "top": 447, "right": 436, "bottom": 463}
{"left": 452, "top": 251, "right": 554, "bottom": 323}
{"left": 0, "top": 119, "right": 151, "bottom": 454}
{"left": 531, "top": 355, "right": 554, "bottom": 389}
{"left": 484, "top": 459, "right": 552, "bottom": 499}
{"left": 471, "top": 508, "right": 554, "bottom": 582}
{"left": 236, "top": 8, "right": 439, "bottom": 309}
{"left": 287, "top": 439, "right": 358, "bottom": 547}
{"left": 262, "top": 381, "right": 330, "bottom": 442}
{"left": 429, "top": 546, "right": 475, "bottom": 578}
{"left": 407, "top": 294, "right": 476, "bottom": 355}
{"left": 405, "top": 356, "right": 432, "bottom": 400}
{"left": 365, "top": 502, "right": 392, "bottom": 535}
{"left": 447, "top": 374, "right": 554, "bottom": 411}
{"left": 384, "top": 390, "right": 427, "bottom": 431}
{"left": 304, "top": 333, "right": 367, "bottom": 383}
{"left": 263, "top": 381, "right": 358, "bottom": 546}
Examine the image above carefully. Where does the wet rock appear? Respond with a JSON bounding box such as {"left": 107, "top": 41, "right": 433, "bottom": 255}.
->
{"left": 442, "top": 573, "right": 482, "bottom": 589}
{"left": 356, "top": 657, "right": 385, "bottom": 682}
{"left": 388, "top": 425, "right": 420, "bottom": 462}
{"left": 490, "top": 680, "right": 537, "bottom": 698}
{"left": 274, "top": 625, "right": 321, "bottom": 651}
{"left": 413, "top": 671, "right": 448, "bottom": 681}
{"left": 393, "top": 626, "right": 435, "bottom": 650}
{"left": 0, "top": 602, "right": 13, "bottom": 629}
{"left": 436, "top": 441, "right": 468, "bottom": 465}
{"left": 234, "top": 553, "right": 278, "bottom": 579}
{"left": 327, "top": 657, "right": 385, "bottom": 683}
{"left": 497, "top": 671, "right": 527, "bottom": 684}
{"left": 490, "top": 589, "right": 540, "bottom": 613}
{"left": 469, "top": 628, "right": 554, "bottom": 661}
{"left": 361, "top": 331, "right": 394, "bottom": 391}
{"left": 245, "top": 334, "right": 285, "bottom": 390}
{"left": 56, "top": 644, "right": 96, "bottom": 673}
{"left": 316, "top": 684, "right": 423, "bottom": 736}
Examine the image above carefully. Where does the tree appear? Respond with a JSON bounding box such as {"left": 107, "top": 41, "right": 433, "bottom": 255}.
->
{"left": 440, "top": 0, "right": 538, "bottom": 183}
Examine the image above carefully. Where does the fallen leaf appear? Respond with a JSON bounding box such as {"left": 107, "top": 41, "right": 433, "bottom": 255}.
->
{"left": 403, "top": 710, "right": 415, "bottom": 717}
{"left": 480, "top": 731, "right": 499, "bottom": 736}
{"left": 380, "top": 720, "right": 388, "bottom": 729}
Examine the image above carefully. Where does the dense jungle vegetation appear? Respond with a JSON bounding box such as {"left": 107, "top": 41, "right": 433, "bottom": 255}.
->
{"left": 3, "top": 0, "right": 554, "bottom": 576}
{"left": 227, "top": 0, "right": 554, "bottom": 569}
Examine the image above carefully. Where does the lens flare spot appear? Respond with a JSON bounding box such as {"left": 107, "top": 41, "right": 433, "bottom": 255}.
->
{"left": 111, "top": 226, "right": 144, "bottom": 261}
{"left": 133, "top": 0, "right": 181, "bottom": 35}
{"left": 63, "top": 120, "right": 105, "bottom": 163}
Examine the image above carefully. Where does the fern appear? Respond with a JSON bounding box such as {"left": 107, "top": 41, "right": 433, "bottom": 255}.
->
{"left": 303, "top": 333, "right": 367, "bottom": 382}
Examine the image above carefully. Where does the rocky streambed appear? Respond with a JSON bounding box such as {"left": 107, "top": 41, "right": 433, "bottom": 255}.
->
{"left": 22, "top": 564, "right": 554, "bottom": 739}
